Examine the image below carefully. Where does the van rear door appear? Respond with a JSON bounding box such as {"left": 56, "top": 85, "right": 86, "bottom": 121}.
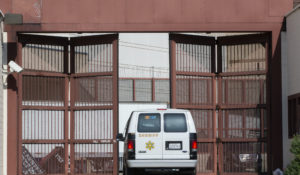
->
{"left": 162, "top": 113, "right": 190, "bottom": 159}
{"left": 135, "top": 113, "right": 163, "bottom": 159}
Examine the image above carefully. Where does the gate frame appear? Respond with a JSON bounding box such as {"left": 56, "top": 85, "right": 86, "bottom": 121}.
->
{"left": 6, "top": 30, "right": 282, "bottom": 175}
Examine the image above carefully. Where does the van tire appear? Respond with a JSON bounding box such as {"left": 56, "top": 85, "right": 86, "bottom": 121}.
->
{"left": 181, "top": 168, "right": 196, "bottom": 175}
{"left": 124, "top": 166, "right": 135, "bottom": 175}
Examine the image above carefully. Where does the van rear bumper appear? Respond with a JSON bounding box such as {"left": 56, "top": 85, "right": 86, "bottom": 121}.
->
{"left": 127, "top": 159, "right": 197, "bottom": 168}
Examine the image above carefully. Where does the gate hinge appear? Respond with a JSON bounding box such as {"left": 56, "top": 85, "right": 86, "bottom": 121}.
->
{"left": 216, "top": 137, "right": 222, "bottom": 143}
{"left": 215, "top": 39, "right": 218, "bottom": 45}
{"left": 216, "top": 104, "right": 220, "bottom": 110}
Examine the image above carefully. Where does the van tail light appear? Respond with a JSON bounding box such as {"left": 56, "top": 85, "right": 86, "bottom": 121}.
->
{"left": 190, "top": 133, "right": 197, "bottom": 160}
{"left": 191, "top": 140, "right": 197, "bottom": 151}
{"left": 128, "top": 140, "right": 134, "bottom": 151}
{"left": 127, "top": 133, "right": 135, "bottom": 160}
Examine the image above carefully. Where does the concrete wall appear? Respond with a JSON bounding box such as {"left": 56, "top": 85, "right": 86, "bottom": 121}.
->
{"left": 281, "top": 31, "right": 294, "bottom": 170}
{"left": 286, "top": 9, "right": 300, "bottom": 96}
{"left": 283, "top": 7, "right": 300, "bottom": 169}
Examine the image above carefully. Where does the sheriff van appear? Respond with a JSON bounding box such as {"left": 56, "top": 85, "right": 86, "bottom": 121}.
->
{"left": 117, "top": 109, "right": 198, "bottom": 175}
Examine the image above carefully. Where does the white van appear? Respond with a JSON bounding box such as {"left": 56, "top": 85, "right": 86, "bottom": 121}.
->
{"left": 117, "top": 109, "right": 198, "bottom": 175}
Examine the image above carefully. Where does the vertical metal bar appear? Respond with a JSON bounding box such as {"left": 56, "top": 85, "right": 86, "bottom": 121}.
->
{"left": 225, "top": 80, "right": 228, "bottom": 105}
{"left": 112, "top": 38, "right": 119, "bottom": 175}
{"left": 17, "top": 42, "right": 23, "bottom": 175}
{"left": 95, "top": 78, "right": 98, "bottom": 103}
{"left": 170, "top": 40, "right": 177, "bottom": 108}
{"left": 225, "top": 111, "right": 229, "bottom": 139}
{"left": 64, "top": 76, "right": 69, "bottom": 175}
{"left": 242, "top": 80, "right": 246, "bottom": 105}
{"left": 152, "top": 78, "right": 155, "bottom": 102}
{"left": 70, "top": 77, "right": 75, "bottom": 175}
{"left": 260, "top": 79, "right": 265, "bottom": 154}
{"left": 211, "top": 43, "right": 216, "bottom": 73}
{"left": 242, "top": 110, "right": 246, "bottom": 139}
{"left": 189, "top": 78, "right": 192, "bottom": 104}
{"left": 212, "top": 77, "right": 217, "bottom": 174}
{"left": 217, "top": 43, "right": 222, "bottom": 74}
{"left": 70, "top": 44, "right": 75, "bottom": 174}
{"left": 70, "top": 45, "right": 75, "bottom": 74}
{"left": 218, "top": 138, "right": 224, "bottom": 174}
{"left": 64, "top": 45, "right": 69, "bottom": 74}
{"left": 133, "top": 79, "right": 136, "bottom": 102}
{"left": 265, "top": 35, "right": 272, "bottom": 174}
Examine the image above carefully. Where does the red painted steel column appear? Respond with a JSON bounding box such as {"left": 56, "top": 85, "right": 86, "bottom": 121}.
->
{"left": 217, "top": 42, "right": 223, "bottom": 175}
{"left": 112, "top": 38, "right": 119, "bottom": 175}
{"left": 212, "top": 76, "right": 217, "bottom": 174}
{"left": 64, "top": 76, "right": 69, "bottom": 175}
{"left": 69, "top": 44, "right": 75, "bottom": 175}
{"left": 170, "top": 40, "right": 176, "bottom": 108}
{"left": 63, "top": 44, "right": 69, "bottom": 175}
{"left": 17, "top": 42, "right": 23, "bottom": 175}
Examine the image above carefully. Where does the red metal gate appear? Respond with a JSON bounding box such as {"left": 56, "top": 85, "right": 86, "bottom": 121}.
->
{"left": 170, "top": 33, "right": 269, "bottom": 175}
{"left": 17, "top": 34, "right": 118, "bottom": 175}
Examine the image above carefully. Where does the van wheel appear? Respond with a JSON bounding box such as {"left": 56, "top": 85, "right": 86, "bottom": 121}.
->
{"left": 181, "top": 168, "right": 196, "bottom": 175}
{"left": 139, "top": 168, "right": 146, "bottom": 175}
{"left": 124, "top": 166, "right": 135, "bottom": 175}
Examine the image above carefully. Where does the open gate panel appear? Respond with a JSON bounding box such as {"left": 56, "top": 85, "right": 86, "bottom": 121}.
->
{"left": 17, "top": 34, "right": 118, "bottom": 175}
{"left": 170, "top": 33, "right": 269, "bottom": 175}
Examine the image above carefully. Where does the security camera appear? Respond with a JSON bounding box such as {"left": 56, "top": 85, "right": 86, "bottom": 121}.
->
{"left": 8, "top": 61, "right": 23, "bottom": 73}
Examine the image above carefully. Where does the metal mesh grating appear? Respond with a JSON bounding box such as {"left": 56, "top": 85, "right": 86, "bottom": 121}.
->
{"left": 22, "top": 144, "right": 65, "bottom": 174}
{"left": 119, "top": 79, "right": 133, "bottom": 102}
{"left": 74, "top": 144, "right": 113, "bottom": 174}
{"left": 22, "top": 44, "right": 64, "bottom": 72}
{"left": 135, "top": 79, "right": 152, "bottom": 102}
{"left": 75, "top": 44, "right": 113, "bottom": 73}
{"left": 176, "top": 43, "right": 212, "bottom": 72}
{"left": 221, "top": 43, "right": 266, "bottom": 73}
{"left": 154, "top": 79, "right": 170, "bottom": 102}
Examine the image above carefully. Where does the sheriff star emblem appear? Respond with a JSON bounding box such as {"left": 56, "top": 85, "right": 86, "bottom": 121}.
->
{"left": 146, "top": 141, "right": 154, "bottom": 150}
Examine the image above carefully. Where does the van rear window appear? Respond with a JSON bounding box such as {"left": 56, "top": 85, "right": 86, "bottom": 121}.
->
{"left": 138, "top": 114, "right": 161, "bottom": 132}
{"left": 164, "top": 114, "right": 187, "bottom": 132}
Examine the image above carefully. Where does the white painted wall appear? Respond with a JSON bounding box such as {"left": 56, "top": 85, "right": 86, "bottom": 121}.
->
{"left": 283, "top": 7, "right": 300, "bottom": 169}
